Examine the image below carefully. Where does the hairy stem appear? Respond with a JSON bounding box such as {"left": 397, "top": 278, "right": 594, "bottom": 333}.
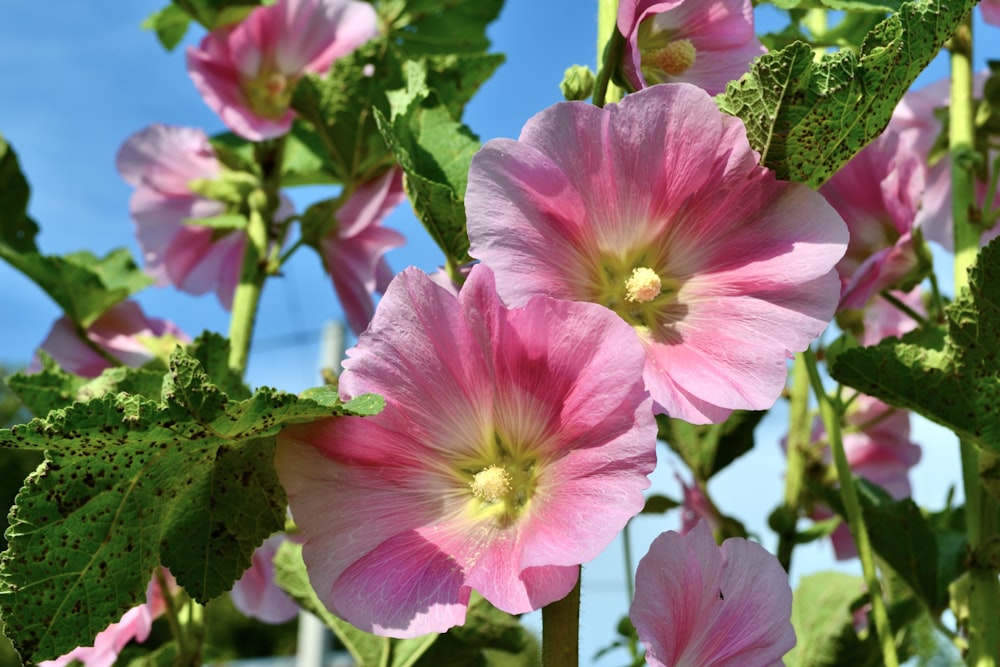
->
{"left": 777, "top": 352, "right": 812, "bottom": 572}
{"left": 542, "top": 568, "right": 581, "bottom": 667}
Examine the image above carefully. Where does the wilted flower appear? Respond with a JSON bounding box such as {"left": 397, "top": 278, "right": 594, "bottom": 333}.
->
{"left": 616, "top": 0, "right": 764, "bottom": 94}
{"left": 31, "top": 300, "right": 188, "bottom": 378}
{"left": 116, "top": 124, "right": 292, "bottom": 309}
{"left": 466, "top": 84, "right": 847, "bottom": 424}
{"left": 318, "top": 168, "right": 406, "bottom": 336}
{"left": 187, "top": 0, "right": 378, "bottom": 140}
{"left": 819, "top": 131, "right": 926, "bottom": 310}
{"left": 276, "top": 264, "right": 656, "bottom": 637}
{"left": 630, "top": 521, "right": 795, "bottom": 667}
{"left": 230, "top": 533, "right": 300, "bottom": 624}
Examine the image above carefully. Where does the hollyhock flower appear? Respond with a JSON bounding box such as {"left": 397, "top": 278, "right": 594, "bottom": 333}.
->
{"left": 810, "top": 394, "right": 921, "bottom": 560}
{"left": 40, "top": 572, "right": 173, "bottom": 667}
{"left": 856, "top": 288, "right": 925, "bottom": 347}
{"left": 466, "top": 84, "right": 848, "bottom": 424}
{"left": 630, "top": 521, "right": 795, "bottom": 667}
{"left": 675, "top": 472, "right": 719, "bottom": 536}
{"left": 890, "top": 74, "right": 994, "bottom": 251}
{"left": 318, "top": 168, "right": 406, "bottom": 336}
{"left": 818, "top": 131, "right": 925, "bottom": 310}
{"left": 31, "top": 300, "right": 189, "bottom": 378}
{"left": 230, "top": 533, "right": 300, "bottom": 624}
{"left": 187, "top": 0, "right": 378, "bottom": 140}
{"left": 616, "top": 0, "right": 765, "bottom": 95}
{"left": 116, "top": 124, "right": 293, "bottom": 309}
{"left": 982, "top": 0, "right": 1000, "bottom": 27}
{"left": 276, "top": 264, "right": 656, "bottom": 637}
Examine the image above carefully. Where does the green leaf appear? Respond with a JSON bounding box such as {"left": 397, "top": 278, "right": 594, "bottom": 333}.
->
{"left": 375, "top": 61, "right": 482, "bottom": 267}
{"left": 0, "top": 135, "right": 38, "bottom": 255}
{"left": 382, "top": 0, "right": 504, "bottom": 56}
{"left": 658, "top": 410, "right": 765, "bottom": 480}
{"left": 829, "top": 239, "right": 1000, "bottom": 454}
{"left": 0, "top": 341, "right": 380, "bottom": 663}
{"left": 717, "top": 0, "right": 976, "bottom": 187}
{"left": 785, "top": 572, "right": 878, "bottom": 666}
{"left": 140, "top": 5, "right": 191, "bottom": 51}
{"left": 170, "top": 0, "right": 260, "bottom": 30}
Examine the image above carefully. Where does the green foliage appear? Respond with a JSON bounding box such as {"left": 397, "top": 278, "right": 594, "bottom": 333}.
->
{"left": 140, "top": 5, "right": 192, "bottom": 51}
{"left": 375, "top": 61, "right": 483, "bottom": 268}
{"left": 717, "top": 0, "right": 976, "bottom": 187}
{"left": 829, "top": 238, "right": 1000, "bottom": 455}
{"left": 0, "top": 137, "right": 152, "bottom": 329}
{"left": 168, "top": 0, "right": 260, "bottom": 30}
{"left": 380, "top": 0, "right": 505, "bottom": 56}
{"left": 766, "top": 0, "right": 902, "bottom": 10}
{"left": 658, "top": 410, "right": 765, "bottom": 481}
{"left": 0, "top": 337, "right": 382, "bottom": 664}
{"left": 785, "top": 572, "right": 879, "bottom": 666}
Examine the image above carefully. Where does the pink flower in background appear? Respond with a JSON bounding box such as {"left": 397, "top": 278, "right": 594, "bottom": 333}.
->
{"left": 675, "top": 473, "right": 719, "bottom": 536}
{"left": 40, "top": 573, "right": 173, "bottom": 667}
{"left": 187, "top": 0, "right": 378, "bottom": 140}
{"left": 617, "top": 0, "right": 764, "bottom": 94}
{"left": 467, "top": 84, "right": 847, "bottom": 424}
{"left": 319, "top": 168, "right": 407, "bottom": 336}
{"left": 811, "top": 395, "right": 921, "bottom": 560}
{"left": 117, "top": 124, "right": 293, "bottom": 309}
{"left": 889, "top": 74, "right": 994, "bottom": 251}
{"left": 857, "top": 288, "right": 925, "bottom": 347}
{"left": 630, "top": 521, "right": 795, "bottom": 667}
{"left": 819, "top": 132, "right": 925, "bottom": 310}
{"left": 31, "top": 300, "right": 189, "bottom": 378}
{"left": 982, "top": 0, "right": 1000, "bottom": 27}
{"left": 276, "top": 264, "right": 656, "bottom": 637}
{"left": 230, "top": 533, "right": 300, "bottom": 624}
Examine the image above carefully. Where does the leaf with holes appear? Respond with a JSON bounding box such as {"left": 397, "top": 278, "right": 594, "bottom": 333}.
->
{"left": 0, "top": 342, "right": 382, "bottom": 664}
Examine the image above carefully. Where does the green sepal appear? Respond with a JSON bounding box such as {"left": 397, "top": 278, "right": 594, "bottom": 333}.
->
{"left": 0, "top": 336, "right": 381, "bottom": 664}
{"left": 717, "top": 0, "right": 976, "bottom": 187}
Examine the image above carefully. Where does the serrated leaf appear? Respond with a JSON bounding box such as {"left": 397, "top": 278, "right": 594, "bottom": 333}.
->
{"left": 829, "top": 239, "right": 1000, "bottom": 454}
{"left": 0, "top": 136, "right": 38, "bottom": 254}
{"left": 0, "top": 343, "right": 380, "bottom": 663}
{"left": 382, "top": 0, "right": 504, "bottom": 56}
{"left": 717, "top": 0, "right": 975, "bottom": 187}
{"left": 140, "top": 5, "right": 191, "bottom": 51}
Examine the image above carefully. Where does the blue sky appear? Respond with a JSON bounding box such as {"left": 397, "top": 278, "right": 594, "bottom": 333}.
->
{"left": 0, "top": 1, "right": 991, "bottom": 662}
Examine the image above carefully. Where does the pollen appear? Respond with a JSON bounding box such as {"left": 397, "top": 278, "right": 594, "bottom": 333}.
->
{"left": 471, "top": 465, "right": 512, "bottom": 503}
{"left": 653, "top": 39, "right": 696, "bottom": 76}
{"left": 625, "top": 267, "right": 662, "bottom": 303}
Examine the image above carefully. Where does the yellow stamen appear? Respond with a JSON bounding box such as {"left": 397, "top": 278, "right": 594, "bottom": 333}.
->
{"left": 470, "top": 465, "right": 512, "bottom": 503}
{"left": 625, "top": 267, "right": 662, "bottom": 303}
{"left": 652, "top": 39, "right": 696, "bottom": 76}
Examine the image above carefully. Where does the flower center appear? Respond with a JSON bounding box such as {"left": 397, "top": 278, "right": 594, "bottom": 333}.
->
{"left": 243, "top": 70, "right": 295, "bottom": 120}
{"left": 470, "top": 465, "right": 512, "bottom": 503}
{"left": 625, "top": 267, "right": 662, "bottom": 303}
{"left": 651, "top": 39, "right": 696, "bottom": 76}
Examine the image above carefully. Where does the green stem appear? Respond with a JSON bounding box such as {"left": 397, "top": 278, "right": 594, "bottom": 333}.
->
{"left": 776, "top": 352, "right": 812, "bottom": 572}
{"left": 803, "top": 350, "right": 899, "bottom": 667}
{"left": 593, "top": 0, "right": 624, "bottom": 107}
{"left": 622, "top": 521, "right": 635, "bottom": 605}
{"left": 877, "top": 291, "right": 928, "bottom": 328}
{"left": 227, "top": 138, "right": 285, "bottom": 377}
{"left": 542, "top": 568, "right": 581, "bottom": 667}
{"left": 950, "top": 17, "right": 1000, "bottom": 667}
{"left": 155, "top": 568, "right": 188, "bottom": 659}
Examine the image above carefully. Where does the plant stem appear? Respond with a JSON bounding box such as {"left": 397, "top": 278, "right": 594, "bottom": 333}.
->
{"left": 542, "top": 568, "right": 581, "bottom": 667}
{"left": 227, "top": 138, "right": 285, "bottom": 377}
{"left": 622, "top": 521, "right": 635, "bottom": 605}
{"left": 594, "top": 0, "right": 624, "bottom": 108}
{"left": 950, "top": 17, "right": 1000, "bottom": 667}
{"left": 803, "top": 349, "right": 899, "bottom": 667}
{"left": 777, "top": 352, "right": 812, "bottom": 572}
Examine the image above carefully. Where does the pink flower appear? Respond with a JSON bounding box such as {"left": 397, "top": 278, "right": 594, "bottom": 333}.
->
{"left": 811, "top": 395, "right": 921, "bottom": 560}
{"left": 616, "top": 0, "right": 765, "bottom": 94}
{"left": 818, "top": 132, "right": 925, "bottom": 310}
{"left": 466, "top": 84, "right": 848, "bottom": 425}
{"left": 856, "top": 288, "right": 924, "bottom": 347}
{"left": 40, "top": 573, "right": 173, "bottom": 667}
{"left": 319, "top": 168, "right": 406, "bottom": 336}
{"left": 31, "top": 300, "right": 189, "bottom": 378}
{"left": 116, "top": 124, "right": 293, "bottom": 309}
{"left": 675, "top": 472, "right": 719, "bottom": 536}
{"left": 275, "top": 264, "right": 656, "bottom": 637}
{"left": 230, "top": 533, "right": 300, "bottom": 624}
{"left": 630, "top": 521, "right": 795, "bottom": 667}
{"left": 889, "top": 74, "right": 994, "bottom": 251}
{"left": 982, "top": 0, "right": 1000, "bottom": 26}
{"left": 186, "top": 0, "right": 378, "bottom": 140}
